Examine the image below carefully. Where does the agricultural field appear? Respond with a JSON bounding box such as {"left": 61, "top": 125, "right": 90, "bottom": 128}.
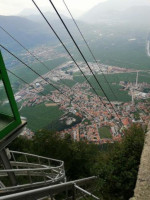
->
{"left": 89, "top": 72, "right": 150, "bottom": 102}
{"left": 42, "top": 84, "right": 56, "bottom": 95}
{"left": 8, "top": 57, "right": 68, "bottom": 92}
{"left": 61, "top": 72, "right": 150, "bottom": 102}
{"left": 99, "top": 126, "right": 112, "bottom": 139}
{"left": 20, "top": 103, "right": 64, "bottom": 131}
{"left": 72, "top": 23, "right": 150, "bottom": 70}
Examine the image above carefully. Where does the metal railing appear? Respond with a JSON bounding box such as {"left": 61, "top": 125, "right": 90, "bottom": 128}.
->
{"left": 0, "top": 150, "right": 65, "bottom": 194}
{"left": 0, "top": 176, "right": 99, "bottom": 200}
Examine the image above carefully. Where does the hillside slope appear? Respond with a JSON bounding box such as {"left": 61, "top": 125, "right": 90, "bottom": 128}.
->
{"left": 80, "top": 0, "right": 150, "bottom": 24}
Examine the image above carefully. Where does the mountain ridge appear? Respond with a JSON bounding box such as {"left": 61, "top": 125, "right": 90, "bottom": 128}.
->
{"left": 80, "top": 0, "right": 150, "bottom": 24}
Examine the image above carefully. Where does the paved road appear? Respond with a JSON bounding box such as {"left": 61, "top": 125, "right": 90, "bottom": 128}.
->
{"left": 147, "top": 40, "right": 150, "bottom": 57}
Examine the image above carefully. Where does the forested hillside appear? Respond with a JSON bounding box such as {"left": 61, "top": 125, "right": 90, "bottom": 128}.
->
{"left": 9, "top": 124, "right": 145, "bottom": 199}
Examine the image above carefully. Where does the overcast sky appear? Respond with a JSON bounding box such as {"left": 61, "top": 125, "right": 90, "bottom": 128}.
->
{"left": 0, "top": 0, "right": 107, "bottom": 17}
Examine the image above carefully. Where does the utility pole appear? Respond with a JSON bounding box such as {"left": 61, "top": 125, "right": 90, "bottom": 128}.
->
{"left": 136, "top": 71, "right": 139, "bottom": 88}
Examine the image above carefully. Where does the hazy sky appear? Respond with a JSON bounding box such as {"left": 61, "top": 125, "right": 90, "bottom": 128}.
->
{"left": 0, "top": 0, "right": 107, "bottom": 17}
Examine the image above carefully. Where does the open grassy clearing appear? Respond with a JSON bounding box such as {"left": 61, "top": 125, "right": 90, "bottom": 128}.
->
{"left": 99, "top": 126, "right": 112, "bottom": 139}
{"left": 20, "top": 103, "right": 64, "bottom": 131}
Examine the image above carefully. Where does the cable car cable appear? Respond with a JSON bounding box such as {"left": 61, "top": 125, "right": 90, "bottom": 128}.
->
{"left": 0, "top": 26, "right": 50, "bottom": 71}
{"left": 62, "top": 0, "right": 118, "bottom": 101}
{"left": 47, "top": 0, "right": 123, "bottom": 126}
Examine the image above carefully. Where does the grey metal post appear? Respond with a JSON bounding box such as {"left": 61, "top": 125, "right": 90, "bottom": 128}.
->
{"left": 0, "top": 149, "right": 17, "bottom": 186}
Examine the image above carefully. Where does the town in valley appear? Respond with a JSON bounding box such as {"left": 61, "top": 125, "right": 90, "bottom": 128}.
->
{"left": 12, "top": 61, "right": 150, "bottom": 143}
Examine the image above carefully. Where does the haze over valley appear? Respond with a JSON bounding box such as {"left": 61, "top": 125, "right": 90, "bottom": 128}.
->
{"left": 1, "top": 2, "right": 150, "bottom": 199}
{"left": 1, "top": 0, "right": 150, "bottom": 141}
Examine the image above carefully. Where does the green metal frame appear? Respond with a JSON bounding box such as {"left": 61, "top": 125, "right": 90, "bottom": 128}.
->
{"left": 0, "top": 51, "right": 21, "bottom": 140}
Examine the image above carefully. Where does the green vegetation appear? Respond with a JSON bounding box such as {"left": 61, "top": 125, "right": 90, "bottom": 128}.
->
{"left": 73, "top": 71, "right": 82, "bottom": 76}
{"left": 10, "top": 131, "right": 99, "bottom": 180}
{"left": 82, "top": 118, "right": 92, "bottom": 125}
{"left": 133, "top": 111, "right": 140, "bottom": 121}
{"left": 60, "top": 72, "right": 136, "bottom": 102}
{"left": 98, "top": 126, "right": 112, "bottom": 139}
{"left": 58, "top": 79, "right": 76, "bottom": 88}
{"left": 46, "top": 113, "right": 82, "bottom": 132}
{"left": 72, "top": 73, "right": 133, "bottom": 102}
{"left": 10, "top": 124, "right": 145, "bottom": 199}
{"left": 20, "top": 103, "right": 63, "bottom": 131}
{"left": 74, "top": 23, "right": 150, "bottom": 70}
{"left": 42, "top": 84, "right": 56, "bottom": 95}
{"left": 9, "top": 57, "right": 68, "bottom": 87}
{"left": 94, "top": 124, "right": 145, "bottom": 200}
{"left": 69, "top": 71, "right": 150, "bottom": 102}
{"left": 143, "top": 88, "right": 150, "bottom": 93}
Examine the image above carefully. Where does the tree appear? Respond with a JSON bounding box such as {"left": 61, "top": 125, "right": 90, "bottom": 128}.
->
{"left": 9, "top": 124, "right": 145, "bottom": 199}
{"left": 93, "top": 124, "right": 145, "bottom": 200}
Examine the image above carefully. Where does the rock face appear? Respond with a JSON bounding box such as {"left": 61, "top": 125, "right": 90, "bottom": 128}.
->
{"left": 130, "top": 123, "right": 150, "bottom": 200}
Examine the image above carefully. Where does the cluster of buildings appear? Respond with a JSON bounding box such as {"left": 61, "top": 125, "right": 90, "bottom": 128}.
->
{"left": 20, "top": 44, "right": 68, "bottom": 64}
{"left": 120, "top": 71, "right": 150, "bottom": 102}
{"left": 59, "top": 61, "right": 137, "bottom": 76}
{"left": 13, "top": 61, "right": 150, "bottom": 143}
{"left": 20, "top": 127, "right": 34, "bottom": 139}
{"left": 57, "top": 81, "right": 150, "bottom": 144}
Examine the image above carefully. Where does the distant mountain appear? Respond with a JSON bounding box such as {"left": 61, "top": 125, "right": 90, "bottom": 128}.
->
{"left": 0, "top": 15, "right": 57, "bottom": 50}
{"left": 0, "top": 14, "right": 92, "bottom": 54}
{"left": 80, "top": 0, "right": 150, "bottom": 24}
{"left": 118, "top": 6, "right": 150, "bottom": 22}
{"left": 93, "top": 0, "right": 150, "bottom": 10}
{"left": 0, "top": 14, "right": 84, "bottom": 51}
{"left": 19, "top": 8, "right": 69, "bottom": 24}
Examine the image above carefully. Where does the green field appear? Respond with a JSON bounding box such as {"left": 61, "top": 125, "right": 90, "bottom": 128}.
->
{"left": 16, "top": 71, "right": 150, "bottom": 131}
{"left": 8, "top": 57, "right": 68, "bottom": 92}
{"left": 62, "top": 73, "right": 131, "bottom": 102}
{"left": 88, "top": 74, "right": 131, "bottom": 102}
{"left": 72, "top": 22, "right": 150, "bottom": 70}
{"left": 20, "top": 103, "right": 64, "bottom": 131}
{"left": 62, "top": 72, "right": 150, "bottom": 102}
{"left": 92, "top": 72, "right": 150, "bottom": 101}
{"left": 64, "top": 73, "right": 132, "bottom": 102}
{"left": 99, "top": 126, "right": 112, "bottom": 139}
{"left": 58, "top": 79, "right": 77, "bottom": 88}
{"left": 59, "top": 75, "right": 91, "bottom": 88}
{"left": 42, "top": 84, "right": 56, "bottom": 95}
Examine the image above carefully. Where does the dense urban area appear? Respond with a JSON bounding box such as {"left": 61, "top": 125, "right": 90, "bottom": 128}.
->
{"left": 14, "top": 61, "right": 150, "bottom": 142}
